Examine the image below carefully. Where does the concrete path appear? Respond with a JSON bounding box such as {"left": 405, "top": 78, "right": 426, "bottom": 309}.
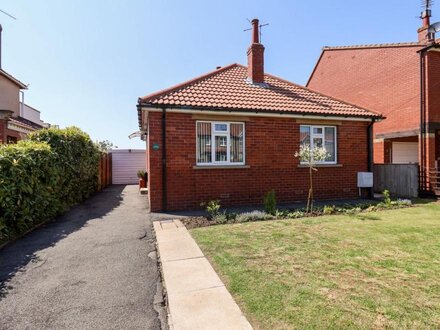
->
{"left": 0, "top": 185, "right": 167, "bottom": 330}
{"left": 154, "top": 219, "right": 252, "bottom": 330}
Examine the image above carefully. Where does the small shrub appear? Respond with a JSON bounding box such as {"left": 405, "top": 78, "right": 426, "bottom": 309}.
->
{"left": 383, "top": 190, "right": 392, "bottom": 208}
{"left": 356, "top": 202, "right": 373, "bottom": 210}
{"left": 213, "top": 211, "right": 228, "bottom": 224}
{"left": 365, "top": 205, "right": 377, "bottom": 212}
{"left": 137, "top": 170, "right": 146, "bottom": 179}
{"left": 236, "top": 211, "right": 274, "bottom": 223}
{"left": 275, "top": 209, "right": 290, "bottom": 219}
{"left": 287, "top": 210, "right": 306, "bottom": 219}
{"left": 226, "top": 212, "right": 237, "bottom": 222}
{"left": 344, "top": 207, "right": 362, "bottom": 215}
{"left": 203, "top": 200, "right": 221, "bottom": 220}
{"left": 323, "top": 205, "right": 336, "bottom": 215}
{"left": 396, "top": 199, "right": 412, "bottom": 206}
{"left": 264, "top": 190, "right": 277, "bottom": 215}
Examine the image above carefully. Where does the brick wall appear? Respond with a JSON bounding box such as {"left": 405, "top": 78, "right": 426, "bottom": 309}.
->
{"left": 147, "top": 111, "right": 370, "bottom": 211}
{"left": 5, "top": 128, "right": 21, "bottom": 142}
{"left": 307, "top": 45, "right": 440, "bottom": 192}
{"left": 373, "top": 140, "right": 392, "bottom": 164}
{"left": 308, "top": 46, "right": 422, "bottom": 142}
{"left": 147, "top": 112, "right": 164, "bottom": 211}
{"left": 0, "top": 119, "right": 6, "bottom": 144}
{"left": 0, "top": 119, "right": 22, "bottom": 144}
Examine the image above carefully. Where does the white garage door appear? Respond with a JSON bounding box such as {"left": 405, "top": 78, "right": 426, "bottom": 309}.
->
{"left": 392, "top": 142, "right": 418, "bottom": 164}
{"left": 111, "top": 149, "right": 146, "bottom": 184}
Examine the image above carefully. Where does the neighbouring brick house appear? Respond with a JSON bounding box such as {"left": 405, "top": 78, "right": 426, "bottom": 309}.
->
{"left": 307, "top": 8, "right": 440, "bottom": 195}
{"left": 137, "top": 19, "right": 382, "bottom": 212}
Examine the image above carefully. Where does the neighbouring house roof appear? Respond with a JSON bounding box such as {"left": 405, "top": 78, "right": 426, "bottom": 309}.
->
{"left": 139, "top": 64, "right": 382, "bottom": 122}
{"left": 10, "top": 116, "right": 43, "bottom": 130}
{"left": 7, "top": 117, "right": 39, "bottom": 134}
{"left": 319, "top": 38, "right": 440, "bottom": 51}
{"left": 0, "top": 69, "right": 27, "bottom": 89}
{"left": 321, "top": 41, "right": 425, "bottom": 51}
{"left": 308, "top": 42, "right": 427, "bottom": 87}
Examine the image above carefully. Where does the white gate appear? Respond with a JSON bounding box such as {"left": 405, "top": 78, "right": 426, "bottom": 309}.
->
{"left": 110, "top": 149, "right": 146, "bottom": 184}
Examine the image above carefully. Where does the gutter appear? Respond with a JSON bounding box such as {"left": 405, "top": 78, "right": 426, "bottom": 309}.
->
{"left": 138, "top": 103, "right": 383, "bottom": 121}
{"left": 419, "top": 50, "right": 426, "bottom": 193}
{"left": 417, "top": 42, "right": 439, "bottom": 194}
{"left": 367, "top": 118, "right": 375, "bottom": 198}
{"left": 162, "top": 107, "right": 167, "bottom": 211}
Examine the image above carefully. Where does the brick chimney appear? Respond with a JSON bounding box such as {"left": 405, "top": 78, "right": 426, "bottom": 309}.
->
{"left": 247, "top": 18, "right": 265, "bottom": 84}
{"left": 418, "top": 8, "right": 434, "bottom": 43}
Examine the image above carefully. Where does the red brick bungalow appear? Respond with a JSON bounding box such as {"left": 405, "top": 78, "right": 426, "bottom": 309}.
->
{"left": 307, "top": 8, "right": 440, "bottom": 195}
{"left": 138, "top": 19, "right": 382, "bottom": 212}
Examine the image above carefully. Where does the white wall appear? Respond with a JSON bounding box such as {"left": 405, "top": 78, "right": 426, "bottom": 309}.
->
{"left": 0, "top": 75, "right": 20, "bottom": 116}
{"left": 21, "top": 103, "right": 45, "bottom": 126}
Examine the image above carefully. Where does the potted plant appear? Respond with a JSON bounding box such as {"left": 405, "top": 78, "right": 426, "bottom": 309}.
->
{"left": 137, "top": 170, "right": 147, "bottom": 189}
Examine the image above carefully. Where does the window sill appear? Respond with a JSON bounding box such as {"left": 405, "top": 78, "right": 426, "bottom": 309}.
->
{"left": 297, "top": 164, "right": 343, "bottom": 168}
{"left": 193, "top": 165, "right": 250, "bottom": 170}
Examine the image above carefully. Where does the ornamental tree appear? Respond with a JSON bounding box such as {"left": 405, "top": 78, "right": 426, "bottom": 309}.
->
{"left": 294, "top": 145, "right": 329, "bottom": 214}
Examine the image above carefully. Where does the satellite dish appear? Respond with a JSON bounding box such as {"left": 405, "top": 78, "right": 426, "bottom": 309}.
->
{"left": 428, "top": 22, "right": 440, "bottom": 33}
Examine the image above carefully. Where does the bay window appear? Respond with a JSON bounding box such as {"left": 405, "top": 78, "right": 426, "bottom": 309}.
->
{"left": 300, "top": 125, "right": 337, "bottom": 164}
{"left": 196, "top": 121, "right": 245, "bottom": 165}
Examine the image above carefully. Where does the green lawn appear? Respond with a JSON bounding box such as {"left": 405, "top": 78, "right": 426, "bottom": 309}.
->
{"left": 191, "top": 202, "right": 440, "bottom": 329}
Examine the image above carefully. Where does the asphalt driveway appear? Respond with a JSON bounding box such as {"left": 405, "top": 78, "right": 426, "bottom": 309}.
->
{"left": 0, "top": 185, "right": 166, "bottom": 330}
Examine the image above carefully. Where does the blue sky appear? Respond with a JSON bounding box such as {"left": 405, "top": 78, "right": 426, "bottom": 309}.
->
{"left": 1, "top": 1, "right": 436, "bottom": 148}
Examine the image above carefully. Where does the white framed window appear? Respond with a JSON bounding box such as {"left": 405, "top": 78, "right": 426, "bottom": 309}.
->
{"left": 196, "top": 121, "right": 245, "bottom": 165}
{"left": 300, "top": 125, "right": 337, "bottom": 164}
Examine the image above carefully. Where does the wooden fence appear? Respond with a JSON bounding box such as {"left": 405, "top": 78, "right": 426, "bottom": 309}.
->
{"left": 373, "top": 164, "right": 418, "bottom": 198}
{"left": 98, "top": 153, "right": 112, "bottom": 191}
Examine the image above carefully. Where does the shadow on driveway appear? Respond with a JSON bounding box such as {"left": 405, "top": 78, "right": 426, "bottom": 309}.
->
{"left": 0, "top": 185, "right": 125, "bottom": 299}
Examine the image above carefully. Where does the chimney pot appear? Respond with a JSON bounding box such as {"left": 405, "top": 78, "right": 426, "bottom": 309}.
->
{"left": 247, "top": 18, "right": 265, "bottom": 84}
{"left": 418, "top": 9, "right": 432, "bottom": 43}
{"left": 251, "top": 19, "right": 259, "bottom": 43}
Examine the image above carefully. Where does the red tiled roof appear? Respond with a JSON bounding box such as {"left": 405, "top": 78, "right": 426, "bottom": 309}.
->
{"left": 139, "top": 64, "right": 381, "bottom": 119}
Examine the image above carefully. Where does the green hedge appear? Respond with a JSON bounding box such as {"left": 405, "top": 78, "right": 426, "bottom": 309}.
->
{"left": 0, "top": 127, "right": 101, "bottom": 244}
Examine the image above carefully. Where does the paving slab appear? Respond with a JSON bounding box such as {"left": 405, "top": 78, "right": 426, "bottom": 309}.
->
{"left": 156, "top": 228, "right": 193, "bottom": 243}
{"left": 169, "top": 286, "right": 253, "bottom": 330}
{"left": 157, "top": 234, "right": 204, "bottom": 262}
{"left": 162, "top": 257, "right": 224, "bottom": 295}
{"left": 155, "top": 219, "right": 252, "bottom": 330}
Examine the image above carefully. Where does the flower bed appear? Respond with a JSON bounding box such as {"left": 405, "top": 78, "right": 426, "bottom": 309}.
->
{"left": 181, "top": 193, "right": 413, "bottom": 229}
